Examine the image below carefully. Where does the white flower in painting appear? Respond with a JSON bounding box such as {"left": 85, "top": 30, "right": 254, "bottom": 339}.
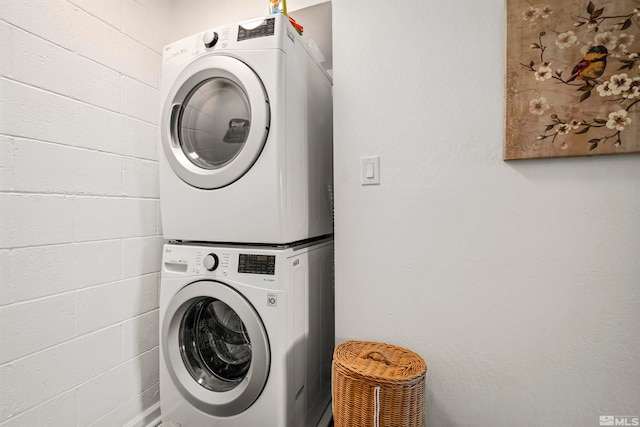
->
{"left": 529, "top": 97, "right": 550, "bottom": 115}
{"left": 610, "top": 44, "right": 628, "bottom": 58}
{"left": 556, "top": 31, "right": 578, "bottom": 49}
{"left": 556, "top": 123, "right": 572, "bottom": 134}
{"left": 622, "top": 78, "right": 640, "bottom": 99}
{"left": 569, "top": 119, "right": 581, "bottom": 129}
{"left": 617, "top": 33, "right": 635, "bottom": 47}
{"left": 522, "top": 7, "right": 539, "bottom": 21}
{"left": 606, "top": 110, "right": 631, "bottom": 131}
{"left": 535, "top": 65, "right": 553, "bottom": 81}
{"left": 594, "top": 32, "right": 618, "bottom": 50}
{"left": 609, "top": 74, "right": 632, "bottom": 95}
{"left": 635, "top": 8, "right": 640, "bottom": 17}
{"left": 539, "top": 6, "right": 553, "bottom": 18}
{"left": 624, "top": 85, "right": 640, "bottom": 99}
{"left": 597, "top": 81, "right": 613, "bottom": 97}
{"left": 630, "top": 53, "right": 639, "bottom": 60}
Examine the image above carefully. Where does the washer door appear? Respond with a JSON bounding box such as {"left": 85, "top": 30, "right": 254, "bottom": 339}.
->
{"left": 162, "top": 280, "right": 270, "bottom": 417}
{"left": 161, "top": 55, "right": 270, "bottom": 189}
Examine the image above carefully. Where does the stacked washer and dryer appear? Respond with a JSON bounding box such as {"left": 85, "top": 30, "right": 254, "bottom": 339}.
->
{"left": 158, "top": 15, "right": 335, "bottom": 427}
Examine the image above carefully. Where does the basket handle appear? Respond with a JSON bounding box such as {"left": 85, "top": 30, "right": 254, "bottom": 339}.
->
{"left": 362, "top": 350, "right": 393, "bottom": 365}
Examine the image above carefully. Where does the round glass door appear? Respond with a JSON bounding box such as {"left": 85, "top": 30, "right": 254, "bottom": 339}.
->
{"left": 179, "top": 78, "right": 251, "bottom": 170}
{"left": 162, "top": 280, "right": 270, "bottom": 417}
{"left": 180, "top": 297, "right": 252, "bottom": 392}
{"left": 161, "top": 55, "right": 270, "bottom": 189}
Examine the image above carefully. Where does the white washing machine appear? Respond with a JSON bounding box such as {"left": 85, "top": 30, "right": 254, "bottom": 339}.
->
{"left": 159, "top": 239, "right": 334, "bottom": 427}
{"left": 159, "top": 15, "right": 333, "bottom": 245}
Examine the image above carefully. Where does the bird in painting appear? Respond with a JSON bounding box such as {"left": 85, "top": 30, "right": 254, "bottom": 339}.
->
{"left": 566, "top": 45, "right": 608, "bottom": 82}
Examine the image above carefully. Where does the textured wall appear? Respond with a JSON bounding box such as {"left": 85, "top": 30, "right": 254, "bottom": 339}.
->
{"left": 0, "top": 1, "right": 169, "bottom": 425}
{"left": 333, "top": 0, "right": 640, "bottom": 426}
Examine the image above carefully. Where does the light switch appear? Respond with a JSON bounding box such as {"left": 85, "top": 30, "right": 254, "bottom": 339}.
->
{"left": 365, "top": 163, "right": 374, "bottom": 179}
{"left": 361, "top": 156, "right": 380, "bottom": 185}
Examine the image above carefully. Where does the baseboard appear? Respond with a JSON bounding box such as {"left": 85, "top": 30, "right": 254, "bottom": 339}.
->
{"left": 123, "top": 402, "right": 162, "bottom": 427}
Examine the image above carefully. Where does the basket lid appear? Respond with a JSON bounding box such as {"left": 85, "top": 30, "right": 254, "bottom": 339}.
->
{"left": 333, "top": 340, "right": 426, "bottom": 384}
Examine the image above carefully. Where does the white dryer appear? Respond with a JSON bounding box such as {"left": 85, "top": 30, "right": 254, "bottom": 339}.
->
{"left": 159, "top": 16, "right": 333, "bottom": 245}
{"left": 159, "top": 239, "right": 334, "bottom": 427}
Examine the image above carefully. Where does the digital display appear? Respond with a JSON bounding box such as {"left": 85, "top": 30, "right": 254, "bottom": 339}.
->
{"left": 237, "top": 18, "right": 276, "bottom": 41}
{"left": 238, "top": 254, "right": 276, "bottom": 275}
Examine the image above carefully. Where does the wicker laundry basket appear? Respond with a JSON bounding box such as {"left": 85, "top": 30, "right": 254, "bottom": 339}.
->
{"left": 332, "top": 340, "right": 427, "bottom": 427}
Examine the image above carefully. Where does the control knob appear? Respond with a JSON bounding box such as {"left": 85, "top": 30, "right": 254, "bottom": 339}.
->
{"left": 203, "top": 31, "right": 219, "bottom": 48}
{"left": 203, "top": 253, "right": 219, "bottom": 271}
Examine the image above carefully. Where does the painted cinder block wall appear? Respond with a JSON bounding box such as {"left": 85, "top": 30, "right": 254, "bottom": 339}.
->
{"left": 0, "top": 1, "right": 170, "bottom": 425}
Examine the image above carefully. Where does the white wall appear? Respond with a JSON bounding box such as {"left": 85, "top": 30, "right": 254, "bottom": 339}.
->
{"left": 333, "top": 1, "right": 640, "bottom": 426}
{"left": 0, "top": 1, "right": 170, "bottom": 425}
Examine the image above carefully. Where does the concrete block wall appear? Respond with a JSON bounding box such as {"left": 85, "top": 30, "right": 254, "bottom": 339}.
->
{"left": 0, "top": 1, "right": 170, "bottom": 425}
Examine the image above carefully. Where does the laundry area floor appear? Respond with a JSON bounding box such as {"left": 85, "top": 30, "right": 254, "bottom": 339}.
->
{"left": 156, "top": 418, "right": 334, "bottom": 426}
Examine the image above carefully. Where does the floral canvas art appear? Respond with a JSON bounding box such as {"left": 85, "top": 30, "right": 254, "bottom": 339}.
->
{"left": 505, "top": 0, "right": 640, "bottom": 160}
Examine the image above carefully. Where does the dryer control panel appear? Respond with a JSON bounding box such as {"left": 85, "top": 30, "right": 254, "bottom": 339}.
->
{"left": 237, "top": 18, "right": 275, "bottom": 41}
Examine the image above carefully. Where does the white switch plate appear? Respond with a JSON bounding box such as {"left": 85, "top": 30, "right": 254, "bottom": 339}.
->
{"left": 361, "top": 156, "right": 380, "bottom": 185}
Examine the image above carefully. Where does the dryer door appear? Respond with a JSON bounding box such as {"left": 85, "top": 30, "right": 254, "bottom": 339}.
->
{"left": 162, "top": 280, "right": 270, "bottom": 417}
{"left": 161, "top": 55, "right": 270, "bottom": 189}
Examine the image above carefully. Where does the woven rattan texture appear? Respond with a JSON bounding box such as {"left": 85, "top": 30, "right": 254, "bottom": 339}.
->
{"left": 332, "top": 341, "right": 426, "bottom": 427}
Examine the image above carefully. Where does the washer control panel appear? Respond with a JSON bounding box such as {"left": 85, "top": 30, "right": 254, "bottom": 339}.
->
{"left": 195, "top": 251, "right": 276, "bottom": 276}
{"left": 164, "top": 244, "right": 285, "bottom": 283}
{"left": 190, "top": 250, "right": 230, "bottom": 276}
{"left": 238, "top": 254, "right": 276, "bottom": 275}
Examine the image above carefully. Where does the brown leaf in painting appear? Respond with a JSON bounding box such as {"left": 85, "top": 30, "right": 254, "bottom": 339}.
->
{"left": 591, "top": 7, "right": 605, "bottom": 19}
{"left": 575, "top": 126, "right": 590, "bottom": 134}
{"left": 580, "top": 90, "right": 591, "bottom": 102}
